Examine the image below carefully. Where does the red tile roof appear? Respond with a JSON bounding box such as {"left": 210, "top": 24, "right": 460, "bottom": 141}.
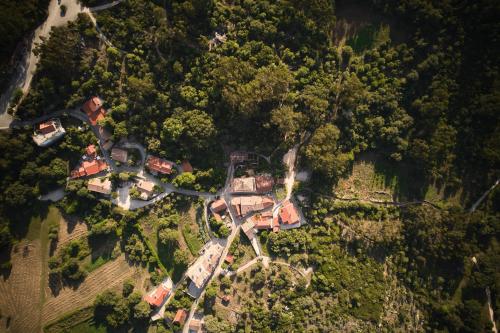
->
{"left": 210, "top": 199, "right": 227, "bottom": 213}
{"left": 144, "top": 284, "right": 170, "bottom": 307}
{"left": 82, "top": 97, "right": 106, "bottom": 126}
{"left": 71, "top": 159, "right": 108, "bottom": 178}
{"left": 181, "top": 160, "right": 193, "bottom": 173}
{"left": 146, "top": 156, "right": 174, "bottom": 174}
{"left": 279, "top": 200, "right": 300, "bottom": 225}
{"left": 225, "top": 254, "right": 234, "bottom": 264}
{"left": 173, "top": 309, "right": 188, "bottom": 324}
{"left": 38, "top": 121, "right": 57, "bottom": 134}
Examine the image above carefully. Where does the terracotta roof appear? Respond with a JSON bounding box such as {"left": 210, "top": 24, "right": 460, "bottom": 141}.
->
{"left": 38, "top": 121, "right": 57, "bottom": 134}
{"left": 144, "top": 284, "right": 171, "bottom": 307}
{"left": 210, "top": 199, "right": 227, "bottom": 213}
{"left": 249, "top": 213, "right": 273, "bottom": 229}
{"left": 173, "top": 309, "right": 188, "bottom": 325}
{"left": 225, "top": 254, "right": 234, "bottom": 264}
{"left": 181, "top": 160, "right": 193, "bottom": 173}
{"left": 82, "top": 97, "right": 106, "bottom": 126}
{"left": 189, "top": 319, "right": 202, "bottom": 331}
{"left": 241, "top": 219, "right": 255, "bottom": 239}
{"left": 255, "top": 175, "right": 274, "bottom": 193}
{"left": 71, "top": 159, "right": 108, "bottom": 178}
{"left": 279, "top": 200, "right": 300, "bottom": 225}
{"left": 146, "top": 156, "right": 174, "bottom": 174}
{"left": 231, "top": 196, "right": 274, "bottom": 217}
{"left": 111, "top": 148, "right": 128, "bottom": 163}
{"left": 87, "top": 178, "right": 112, "bottom": 194}
{"left": 86, "top": 144, "right": 96, "bottom": 157}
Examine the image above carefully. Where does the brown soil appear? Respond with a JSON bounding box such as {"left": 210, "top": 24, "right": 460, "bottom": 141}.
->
{"left": 0, "top": 240, "right": 43, "bottom": 333}
{"left": 42, "top": 254, "right": 141, "bottom": 325}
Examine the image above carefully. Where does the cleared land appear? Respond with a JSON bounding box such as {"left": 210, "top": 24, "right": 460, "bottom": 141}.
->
{"left": 55, "top": 216, "right": 88, "bottom": 252}
{"left": 0, "top": 240, "right": 43, "bottom": 333}
{"left": 42, "top": 254, "right": 144, "bottom": 325}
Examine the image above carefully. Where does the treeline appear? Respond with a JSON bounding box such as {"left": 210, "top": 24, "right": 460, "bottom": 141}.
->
{"left": 0, "top": 0, "right": 49, "bottom": 91}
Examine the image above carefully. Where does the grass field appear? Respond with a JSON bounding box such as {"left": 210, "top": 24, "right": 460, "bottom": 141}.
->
{"left": 43, "top": 306, "right": 94, "bottom": 333}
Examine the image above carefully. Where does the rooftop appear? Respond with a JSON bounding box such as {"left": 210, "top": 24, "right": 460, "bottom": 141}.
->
{"left": 231, "top": 177, "right": 256, "bottom": 192}
{"left": 146, "top": 156, "right": 174, "bottom": 174}
{"left": 87, "top": 177, "right": 112, "bottom": 195}
{"left": 210, "top": 199, "right": 227, "bottom": 213}
{"left": 82, "top": 96, "right": 106, "bottom": 126}
{"left": 187, "top": 241, "right": 224, "bottom": 289}
{"left": 173, "top": 309, "right": 188, "bottom": 325}
{"left": 279, "top": 200, "right": 300, "bottom": 226}
{"left": 32, "top": 119, "right": 66, "bottom": 147}
{"left": 144, "top": 278, "right": 172, "bottom": 307}
{"left": 111, "top": 147, "right": 128, "bottom": 163}
{"left": 255, "top": 174, "right": 274, "bottom": 193}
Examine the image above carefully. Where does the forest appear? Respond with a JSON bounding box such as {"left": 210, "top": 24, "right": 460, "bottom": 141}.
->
{"left": 0, "top": 0, "right": 498, "bottom": 332}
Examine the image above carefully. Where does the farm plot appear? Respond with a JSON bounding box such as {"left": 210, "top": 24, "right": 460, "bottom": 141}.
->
{"left": 42, "top": 254, "right": 144, "bottom": 325}
{"left": 0, "top": 240, "right": 43, "bottom": 333}
{"left": 55, "top": 216, "right": 88, "bottom": 252}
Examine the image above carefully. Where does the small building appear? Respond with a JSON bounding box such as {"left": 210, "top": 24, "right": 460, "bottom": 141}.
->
{"left": 231, "top": 195, "right": 274, "bottom": 217}
{"left": 224, "top": 254, "right": 234, "bottom": 265}
{"left": 86, "top": 144, "right": 97, "bottom": 157}
{"left": 231, "top": 177, "right": 256, "bottom": 193}
{"left": 32, "top": 119, "right": 66, "bottom": 147}
{"left": 181, "top": 160, "right": 193, "bottom": 173}
{"left": 241, "top": 219, "right": 256, "bottom": 240}
{"left": 255, "top": 174, "right": 274, "bottom": 193}
{"left": 210, "top": 199, "right": 227, "bottom": 213}
{"left": 173, "top": 309, "right": 188, "bottom": 325}
{"left": 87, "top": 177, "right": 112, "bottom": 195}
{"left": 98, "top": 126, "right": 114, "bottom": 150}
{"left": 82, "top": 96, "right": 106, "bottom": 126}
{"left": 111, "top": 147, "right": 128, "bottom": 163}
{"left": 279, "top": 200, "right": 300, "bottom": 226}
{"left": 144, "top": 278, "right": 173, "bottom": 308}
{"left": 71, "top": 159, "right": 108, "bottom": 178}
{"left": 188, "top": 318, "right": 202, "bottom": 333}
{"left": 136, "top": 179, "right": 156, "bottom": 199}
{"left": 146, "top": 156, "right": 174, "bottom": 175}
{"left": 248, "top": 210, "right": 273, "bottom": 230}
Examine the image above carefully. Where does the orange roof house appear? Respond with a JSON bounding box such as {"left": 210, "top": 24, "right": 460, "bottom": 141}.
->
{"left": 146, "top": 156, "right": 174, "bottom": 174}
{"left": 231, "top": 196, "right": 274, "bottom": 217}
{"left": 181, "top": 160, "right": 193, "bottom": 173}
{"left": 279, "top": 200, "right": 300, "bottom": 226}
{"left": 255, "top": 175, "right": 274, "bottom": 193}
{"left": 71, "top": 159, "right": 108, "bottom": 178}
{"left": 173, "top": 309, "right": 188, "bottom": 325}
{"left": 38, "top": 121, "right": 57, "bottom": 134}
{"left": 144, "top": 279, "right": 172, "bottom": 307}
{"left": 87, "top": 177, "right": 112, "bottom": 195}
{"left": 210, "top": 199, "right": 227, "bottom": 213}
{"left": 82, "top": 96, "right": 106, "bottom": 126}
{"left": 225, "top": 254, "right": 234, "bottom": 264}
{"left": 249, "top": 211, "right": 273, "bottom": 229}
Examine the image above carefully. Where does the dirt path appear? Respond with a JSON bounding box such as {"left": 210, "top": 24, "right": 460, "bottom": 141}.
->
{"left": 283, "top": 144, "right": 299, "bottom": 200}
{"left": 0, "top": 241, "right": 43, "bottom": 333}
{"left": 42, "top": 254, "right": 139, "bottom": 325}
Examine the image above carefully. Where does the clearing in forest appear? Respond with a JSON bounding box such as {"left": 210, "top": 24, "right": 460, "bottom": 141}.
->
{"left": 41, "top": 254, "right": 146, "bottom": 325}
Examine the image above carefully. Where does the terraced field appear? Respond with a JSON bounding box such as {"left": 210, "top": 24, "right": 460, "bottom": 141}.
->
{"left": 0, "top": 240, "right": 43, "bottom": 333}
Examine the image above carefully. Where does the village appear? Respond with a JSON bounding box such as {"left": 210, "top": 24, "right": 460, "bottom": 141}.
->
{"left": 31, "top": 96, "right": 307, "bottom": 332}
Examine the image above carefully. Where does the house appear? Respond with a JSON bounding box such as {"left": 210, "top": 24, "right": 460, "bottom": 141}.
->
{"left": 111, "top": 147, "right": 128, "bottom": 163}
{"left": 86, "top": 144, "right": 97, "bottom": 157}
{"left": 181, "top": 160, "right": 193, "bottom": 173}
{"left": 71, "top": 159, "right": 108, "bottom": 178}
{"left": 210, "top": 199, "right": 227, "bottom": 213}
{"left": 187, "top": 241, "right": 224, "bottom": 296}
{"left": 255, "top": 175, "right": 274, "bottom": 193}
{"left": 87, "top": 177, "right": 112, "bottom": 195}
{"left": 248, "top": 210, "right": 273, "bottom": 229}
{"left": 136, "top": 179, "right": 156, "bottom": 199}
{"left": 82, "top": 96, "right": 106, "bottom": 126}
{"left": 225, "top": 254, "right": 234, "bottom": 265}
{"left": 279, "top": 200, "right": 300, "bottom": 226}
{"left": 241, "top": 219, "right": 255, "bottom": 240}
{"left": 188, "top": 318, "right": 202, "bottom": 333}
{"left": 231, "top": 177, "right": 256, "bottom": 193}
{"left": 231, "top": 196, "right": 274, "bottom": 217}
{"left": 98, "top": 126, "right": 114, "bottom": 150}
{"left": 32, "top": 118, "right": 66, "bottom": 147}
{"left": 173, "top": 309, "right": 188, "bottom": 325}
{"left": 146, "top": 156, "right": 174, "bottom": 175}
{"left": 144, "top": 278, "right": 173, "bottom": 307}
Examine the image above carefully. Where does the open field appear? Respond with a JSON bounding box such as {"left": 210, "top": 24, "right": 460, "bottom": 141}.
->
{"left": 41, "top": 254, "right": 145, "bottom": 325}
{"left": 0, "top": 240, "right": 43, "bottom": 333}
{"left": 55, "top": 215, "right": 88, "bottom": 253}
